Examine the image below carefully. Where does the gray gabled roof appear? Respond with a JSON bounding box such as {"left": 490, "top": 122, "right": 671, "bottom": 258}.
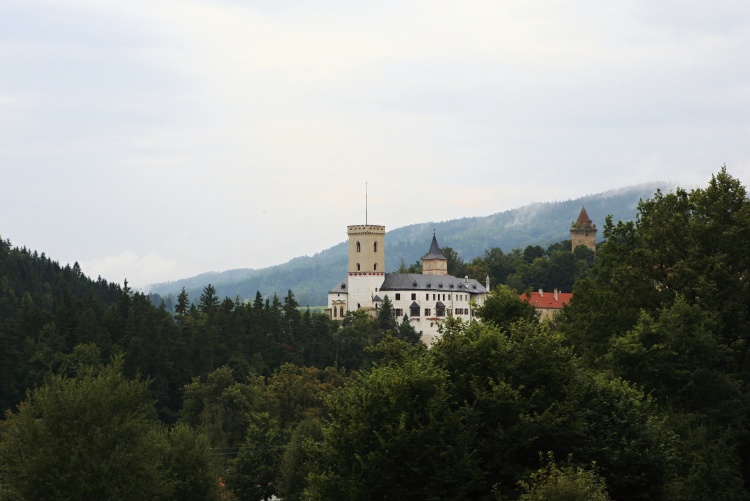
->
{"left": 379, "top": 273, "right": 486, "bottom": 294}
{"left": 328, "top": 278, "right": 348, "bottom": 294}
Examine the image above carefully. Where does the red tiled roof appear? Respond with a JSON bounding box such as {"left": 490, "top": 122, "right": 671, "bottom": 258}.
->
{"left": 520, "top": 291, "right": 572, "bottom": 309}
{"left": 577, "top": 207, "right": 592, "bottom": 225}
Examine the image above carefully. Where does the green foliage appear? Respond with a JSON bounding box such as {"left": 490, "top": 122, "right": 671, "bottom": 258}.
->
{"left": 557, "top": 168, "right": 750, "bottom": 499}
{"left": 375, "top": 295, "right": 398, "bottom": 334}
{"left": 430, "top": 320, "right": 677, "bottom": 500}
{"left": 180, "top": 366, "right": 263, "bottom": 449}
{"left": 276, "top": 418, "right": 323, "bottom": 501}
{"left": 664, "top": 419, "right": 749, "bottom": 501}
{"left": 604, "top": 298, "right": 742, "bottom": 425}
{"left": 442, "top": 245, "right": 467, "bottom": 277}
{"left": 517, "top": 453, "right": 611, "bottom": 501}
{"left": 0, "top": 358, "right": 217, "bottom": 500}
{"left": 162, "top": 423, "right": 221, "bottom": 501}
{"left": 305, "top": 357, "right": 480, "bottom": 500}
{"left": 225, "top": 412, "right": 284, "bottom": 501}
{"left": 476, "top": 284, "right": 539, "bottom": 330}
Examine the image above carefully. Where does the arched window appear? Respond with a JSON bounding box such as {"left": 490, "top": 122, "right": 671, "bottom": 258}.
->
{"left": 340, "top": 306, "right": 344, "bottom": 317}
{"left": 357, "top": 263, "right": 361, "bottom": 271}
{"left": 374, "top": 263, "right": 377, "bottom": 270}
{"left": 356, "top": 241, "right": 361, "bottom": 252}
{"left": 374, "top": 241, "right": 378, "bottom": 252}
{"left": 333, "top": 307, "right": 337, "bottom": 318}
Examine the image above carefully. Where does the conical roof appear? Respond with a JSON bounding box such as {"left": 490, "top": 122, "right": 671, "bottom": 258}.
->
{"left": 423, "top": 233, "right": 447, "bottom": 261}
{"left": 577, "top": 207, "right": 591, "bottom": 224}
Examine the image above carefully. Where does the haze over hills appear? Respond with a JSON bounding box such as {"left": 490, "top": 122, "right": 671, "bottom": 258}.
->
{"left": 148, "top": 182, "right": 670, "bottom": 307}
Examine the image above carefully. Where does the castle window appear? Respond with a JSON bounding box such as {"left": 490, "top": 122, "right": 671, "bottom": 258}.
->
{"left": 424, "top": 308, "right": 431, "bottom": 316}
{"left": 411, "top": 293, "right": 416, "bottom": 300}
{"left": 356, "top": 241, "right": 361, "bottom": 252}
{"left": 333, "top": 307, "right": 337, "bottom": 318}
{"left": 374, "top": 242, "right": 377, "bottom": 252}
{"left": 410, "top": 304, "right": 420, "bottom": 317}
{"left": 374, "top": 263, "right": 377, "bottom": 270}
{"left": 357, "top": 263, "right": 361, "bottom": 271}
{"left": 426, "top": 294, "right": 429, "bottom": 300}
{"left": 340, "top": 306, "right": 344, "bottom": 317}
{"left": 395, "top": 293, "right": 400, "bottom": 300}
{"left": 394, "top": 308, "right": 403, "bottom": 317}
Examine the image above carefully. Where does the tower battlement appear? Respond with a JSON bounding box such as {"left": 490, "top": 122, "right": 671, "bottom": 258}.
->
{"left": 347, "top": 225, "right": 385, "bottom": 234}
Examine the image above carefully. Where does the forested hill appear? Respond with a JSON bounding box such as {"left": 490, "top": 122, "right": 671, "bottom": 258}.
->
{"left": 0, "top": 239, "right": 124, "bottom": 317}
{"left": 149, "top": 182, "right": 668, "bottom": 307}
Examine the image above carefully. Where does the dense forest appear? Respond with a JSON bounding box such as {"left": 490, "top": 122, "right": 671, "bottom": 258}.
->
{"left": 1, "top": 168, "right": 749, "bottom": 500}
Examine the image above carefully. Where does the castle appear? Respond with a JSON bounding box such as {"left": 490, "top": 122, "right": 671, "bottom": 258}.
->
{"left": 326, "top": 224, "right": 489, "bottom": 345}
{"left": 327, "top": 206, "right": 595, "bottom": 344}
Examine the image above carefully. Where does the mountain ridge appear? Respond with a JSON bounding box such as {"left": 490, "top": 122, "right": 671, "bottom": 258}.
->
{"left": 148, "top": 182, "right": 671, "bottom": 306}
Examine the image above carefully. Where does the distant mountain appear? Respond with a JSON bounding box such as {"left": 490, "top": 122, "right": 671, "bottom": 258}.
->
{"left": 149, "top": 183, "right": 669, "bottom": 307}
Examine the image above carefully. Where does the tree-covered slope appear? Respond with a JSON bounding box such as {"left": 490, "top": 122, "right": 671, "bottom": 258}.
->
{"left": 150, "top": 183, "right": 667, "bottom": 306}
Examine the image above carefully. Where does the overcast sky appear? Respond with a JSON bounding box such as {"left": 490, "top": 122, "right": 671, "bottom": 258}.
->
{"left": 2, "top": 0, "right": 749, "bottom": 289}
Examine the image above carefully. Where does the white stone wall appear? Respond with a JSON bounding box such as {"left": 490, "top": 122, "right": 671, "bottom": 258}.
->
{"left": 382, "top": 289, "right": 487, "bottom": 345}
{"left": 327, "top": 289, "right": 348, "bottom": 319}
{"left": 347, "top": 273, "right": 385, "bottom": 311}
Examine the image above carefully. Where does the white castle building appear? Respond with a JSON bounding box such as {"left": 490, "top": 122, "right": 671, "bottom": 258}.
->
{"left": 327, "top": 224, "right": 489, "bottom": 345}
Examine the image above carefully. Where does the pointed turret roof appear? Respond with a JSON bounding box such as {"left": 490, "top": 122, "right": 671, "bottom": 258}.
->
{"left": 573, "top": 207, "right": 593, "bottom": 228}
{"left": 423, "top": 233, "right": 447, "bottom": 261}
{"left": 577, "top": 206, "right": 591, "bottom": 224}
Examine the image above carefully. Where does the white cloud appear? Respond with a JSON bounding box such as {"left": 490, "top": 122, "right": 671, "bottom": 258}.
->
{"left": 79, "top": 252, "right": 194, "bottom": 290}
